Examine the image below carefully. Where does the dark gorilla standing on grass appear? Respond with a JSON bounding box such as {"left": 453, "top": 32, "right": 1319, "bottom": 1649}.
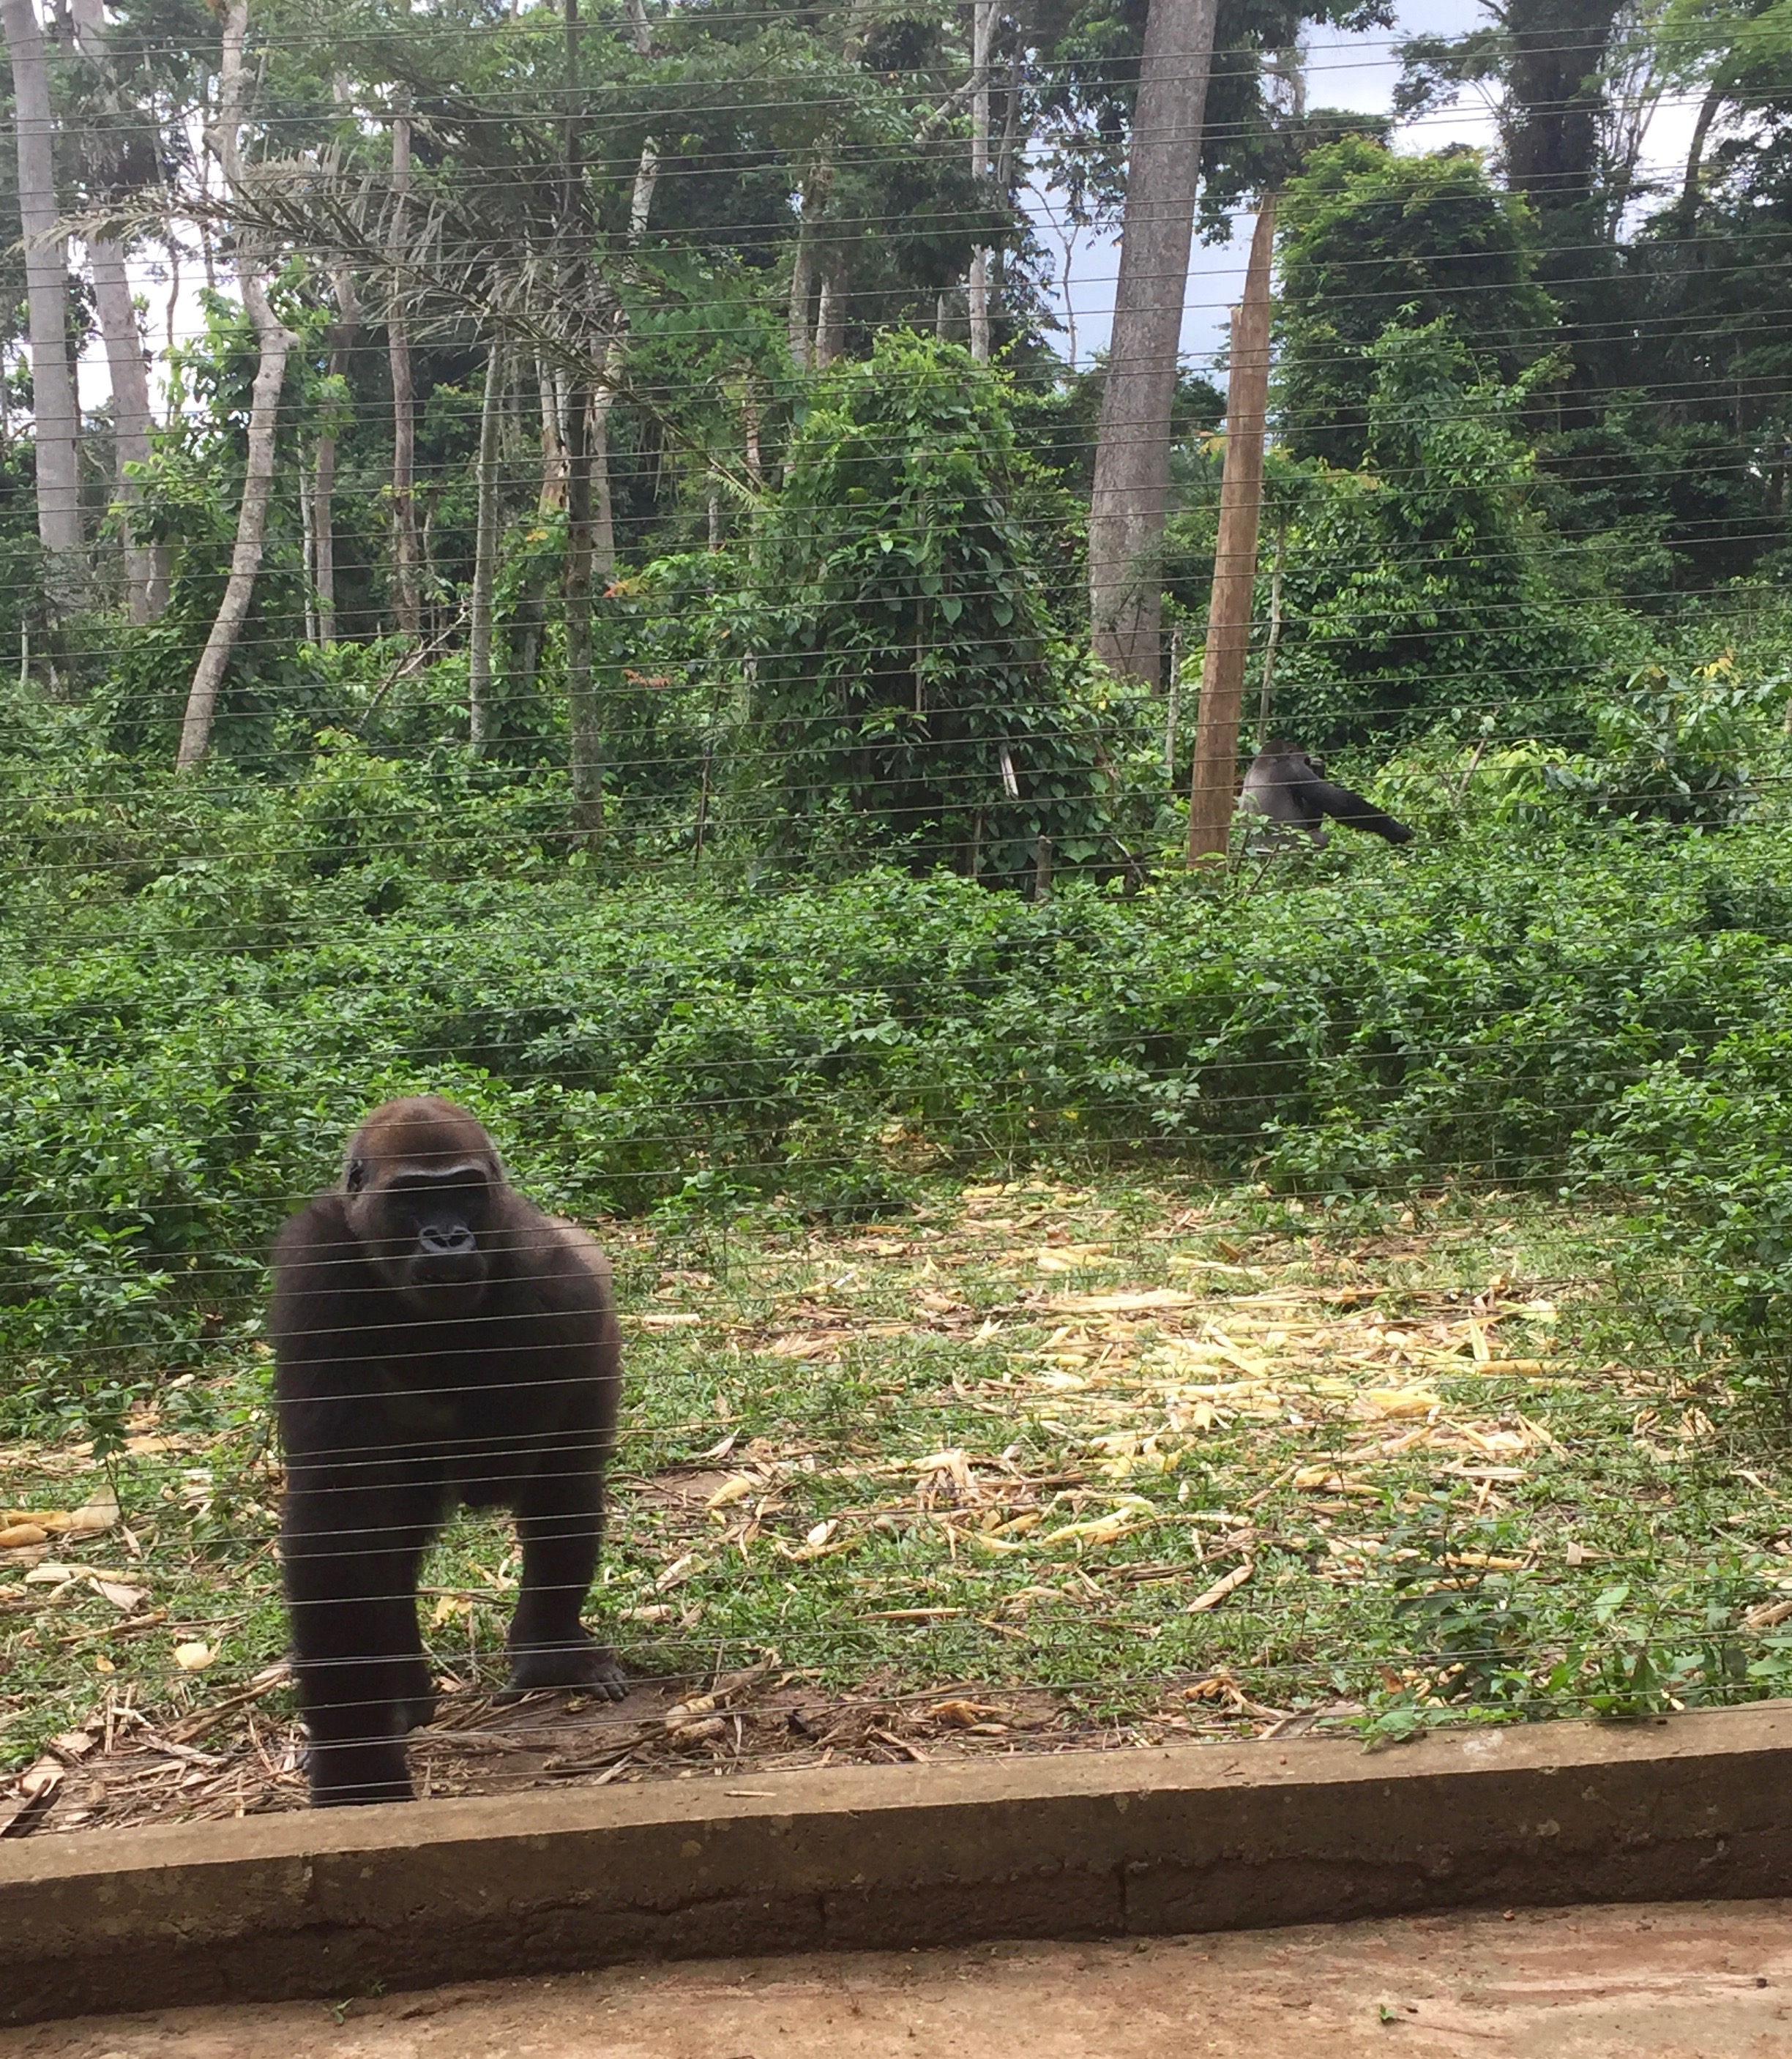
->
{"left": 1240, "top": 740, "right": 1415, "bottom": 847}
{"left": 270, "top": 1095, "right": 624, "bottom": 1807}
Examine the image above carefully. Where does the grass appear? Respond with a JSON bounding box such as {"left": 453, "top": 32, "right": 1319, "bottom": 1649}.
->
{"left": 4, "top": 1173, "right": 1791, "bottom": 1832}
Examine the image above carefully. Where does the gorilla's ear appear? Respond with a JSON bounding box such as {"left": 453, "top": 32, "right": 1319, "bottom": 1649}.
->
{"left": 344, "top": 1156, "right": 368, "bottom": 1193}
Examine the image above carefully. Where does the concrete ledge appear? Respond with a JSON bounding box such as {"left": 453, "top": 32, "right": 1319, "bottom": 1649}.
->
{"left": 4, "top": 1705, "right": 1792, "bottom": 2025}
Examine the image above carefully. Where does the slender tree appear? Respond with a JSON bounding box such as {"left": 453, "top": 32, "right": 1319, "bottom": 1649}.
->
{"left": 2, "top": 0, "right": 83, "bottom": 605}
{"left": 1501, "top": 0, "right": 1625, "bottom": 224}
{"left": 299, "top": 434, "right": 317, "bottom": 643}
{"left": 813, "top": 248, "right": 845, "bottom": 367}
{"left": 69, "top": 0, "right": 166, "bottom": 622}
{"left": 967, "top": 0, "right": 996, "bottom": 362}
{"left": 565, "top": 378, "right": 602, "bottom": 837}
{"left": 561, "top": 0, "right": 603, "bottom": 841}
{"left": 176, "top": 0, "right": 296, "bottom": 771}
{"left": 536, "top": 354, "right": 567, "bottom": 512}
{"left": 788, "top": 176, "right": 817, "bottom": 371}
{"left": 387, "top": 67, "right": 421, "bottom": 642}
{"left": 1086, "top": 0, "right": 1220, "bottom": 687}
{"left": 467, "top": 337, "right": 504, "bottom": 750}
{"left": 312, "top": 268, "right": 358, "bottom": 645}
{"left": 309, "top": 78, "right": 361, "bottom": 643}
{"left": 592, "top": 0, "right": 658, "bottom": 576}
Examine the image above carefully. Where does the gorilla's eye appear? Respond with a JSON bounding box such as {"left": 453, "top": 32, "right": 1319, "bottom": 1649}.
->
{"left": 389, "top": 1173, "right": 492, "bottom": 1230}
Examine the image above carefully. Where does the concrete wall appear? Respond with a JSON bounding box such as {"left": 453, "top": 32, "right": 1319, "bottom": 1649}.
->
{"left": 5, "top": 1707, "right": 1791, "bottom": 2025}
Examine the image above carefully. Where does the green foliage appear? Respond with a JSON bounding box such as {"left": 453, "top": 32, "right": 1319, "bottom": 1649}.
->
{"left": 1363, "top": 1520, "right": 1762, "bottom": 1739}
{"left": 1272, "top": 321, "right": 1584, "bottom": 743}
{"left": 1551, "top": 660, "right": 1792, "bottom": 824}
{"left": 105, "top": 280, "right": 326, "bottom": 758}
{"left": 1276, "top": 138, "right": 1558, "bottom": 470}
{"left": 597, "top": 551, "right": 736, "bottom": 815}
{"left": 743, "top": 332, "right": 1154, "bottom": 883}
{"left": 1586, "top": 1019, "right": 1792, "bottom": 1419}
{"left": 6, "top": 717, "right": 1792, "bottom": 1430}
{"left": 1378, "top": 658, "right": 1792, "bottom": 834}
{"left": 1384, "top": 1511, "right": 1539, "bottom": 1706}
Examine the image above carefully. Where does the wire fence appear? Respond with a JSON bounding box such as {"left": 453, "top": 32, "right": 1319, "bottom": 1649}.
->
{"left": 4, "top": 0, "right": 1792, "bottom": 1834}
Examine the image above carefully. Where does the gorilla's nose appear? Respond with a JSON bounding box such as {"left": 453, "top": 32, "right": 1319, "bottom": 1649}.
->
{"left": 421, "top": 1223, "right": 477, "bottom": 1255}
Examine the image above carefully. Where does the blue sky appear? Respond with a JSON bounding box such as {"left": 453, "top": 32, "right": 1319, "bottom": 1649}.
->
{"left": 97, "top": 1, "right": 1706, "bottom": 407}
{"left": 1027, "top": 0, "right": 1705, "bottom": 373}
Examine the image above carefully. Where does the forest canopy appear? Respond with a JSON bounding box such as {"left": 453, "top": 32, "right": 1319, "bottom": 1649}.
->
{"left": 0, "top": 0, "right": 1790, "bottom": 1414}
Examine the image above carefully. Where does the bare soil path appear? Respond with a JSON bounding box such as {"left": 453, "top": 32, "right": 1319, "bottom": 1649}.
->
{"left": 4, "top": 1899, "right": 1792, "bottom": 2058}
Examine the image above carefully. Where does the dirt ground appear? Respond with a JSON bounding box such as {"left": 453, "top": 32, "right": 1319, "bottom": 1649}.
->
{"left": 1, "top": 1189, "right": 1728, "bottom": 1845}
{"left": 5, "top": 1899, "right": 1792, "bottom": 2058}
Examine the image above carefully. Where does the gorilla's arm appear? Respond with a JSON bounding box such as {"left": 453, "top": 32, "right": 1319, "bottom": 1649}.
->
{"left": 1307, "top": 776, "right": 1414, "bottom": 845}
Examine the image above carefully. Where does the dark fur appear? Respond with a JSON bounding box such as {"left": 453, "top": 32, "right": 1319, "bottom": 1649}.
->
{"left": 270, "top": 1096, "right": 624, "bottom": 1807}
{"left": 1240, "top": 739, "right": 1414, "bottom": 847}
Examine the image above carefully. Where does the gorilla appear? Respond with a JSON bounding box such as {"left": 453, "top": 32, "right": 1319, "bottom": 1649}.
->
{"left": 1239, "top": 739, "right": 1414, "bottom": 847}
{"left": 269, "top": 1096, "right": 624, "bottom": 1807}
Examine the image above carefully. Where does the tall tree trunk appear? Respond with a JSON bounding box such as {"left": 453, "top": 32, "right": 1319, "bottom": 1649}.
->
{"left": 589, "top": 0, "right": 657, "bottom": 578}
{"left": 591, "top": 395, "right": 617, "bottom": 578}
{"left": 967, "top": 0, "right": 996, "bottom": 362}
{"left": 311, "top": 433, "right": 335, "bottom": 642}
{"left": 1186, "top": 197, "right": 1274, "bottom": 864}
{"left": 69, "top": 0, "right": 165, "bottom": 622}
{"left": 591, "top": 131, "right": 659, "bottom": 576}
{"left": 313, "top": 271, "right": 356, "bottom": 645}
{"left": 992, "top": 45, "right": 1020, "bottom": 330}
{"left": 565, "top": 384, "right": 603, "bottom": 840}
{"left": 1679, "top": 77, "right": 1725, "bottom": 226}
{"left": 163, "top": 229, "right": 179, "bottom": 358}
{"left": 1501, "top": 0, "right": 1623, "bottom": 408}
{"left": 814, "top": 246, "right": 846, "bottom": 369}
{"left": 561, "top": 0, "right": 604, "bottom": 842}
{"left": 537, "top": 353, "right": 567, "bottom": 512}
{"left": 512, "top": 586, "right": 545, "bottom": 709}
{"left": 741, "top": 375, "right": 764, "bottom": 485}
{"left": 299, "top": 442, "right": 318, "bottom": 643}
{"left": 176, "top": 0, "right": 295, "bottom": 771}
{"left": 1502, "top": 0, "right": 1623, "bottom": 217}
{"left": 88, "top": 240, "right": 167, "bottom": 621}
{"left": 310, "top": 94, "right": 359, "bottom": 643}
{"left": 1086, "top": 0, "right": 1219, "bottom": 688}
{"left": 2, "top": 0, "right": 83, "bottom": 605}
{"left": 788, "top": 197, "right": 815, "bottom": 371}
{"left": 421, "top": 505, "right": 439, "bottom": 639}
{"left": 468, "top": 337, "right": 505, "bottom": 752}
{"left": 789, "top": 156, "right": 833, "bottom": 371}
{"left": 387, "top": 85, "right": 421, "bottom": 643}
{"left": 803, "top": 0, "right": 865, "bottom": 372}
{"left": 197, "top": 132, "right": 217, "bottom": 291}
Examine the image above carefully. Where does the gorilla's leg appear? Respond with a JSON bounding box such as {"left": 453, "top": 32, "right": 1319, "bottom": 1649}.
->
{"left": 283, "top": 1477, "right": 436, "bottom": 1806}
{"left": 503, "top": 1465, "right": 626, "bottom": 1701}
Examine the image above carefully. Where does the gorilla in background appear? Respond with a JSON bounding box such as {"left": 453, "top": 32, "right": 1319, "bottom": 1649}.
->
{"left": 1239, "top": 740, "right": 1414, "bottom": 847}
{"left": 270, "top": 1096, "right": 624, "bottom": 1807}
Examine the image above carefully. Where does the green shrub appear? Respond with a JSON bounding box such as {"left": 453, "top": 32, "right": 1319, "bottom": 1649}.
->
{"left": 743, "top": 331, "right": 1154, "bottom": 883}
{"left": 1550, "top": 661, "right": 1792, "bottom": 826}
{"left": 8, "top": 682, "right": 1792, "bottom": 1428}
{"left": 4, "top": 804, "right": 1792, "bottom": 1424}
